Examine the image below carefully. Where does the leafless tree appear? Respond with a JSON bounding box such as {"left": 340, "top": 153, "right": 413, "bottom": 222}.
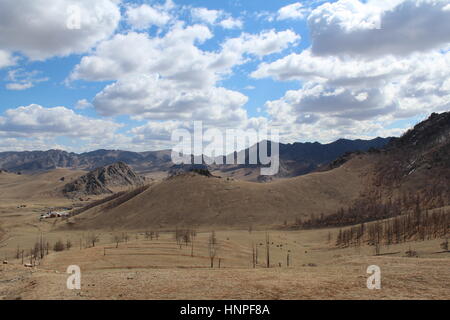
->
{"left": 208, "top": 231, "right": 218, "bottom": 268}
{"left": 112, "top": 234, "right": 122, "bottom": 248}
{"left": 88, "top": 233, "right": 100, "bottom": 247}
{"left": 441, "top": 237, "right": 449, "bottom": 251}
{"left": 265, "top": 233, "right": 270, "bottom": 268}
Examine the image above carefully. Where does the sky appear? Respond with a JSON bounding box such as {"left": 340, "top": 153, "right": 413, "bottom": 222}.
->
{"left": 0, "top": 0, "right": 449, "bottom": 153}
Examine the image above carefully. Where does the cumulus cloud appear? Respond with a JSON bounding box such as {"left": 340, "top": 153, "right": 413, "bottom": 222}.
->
{"left": 130, "top": 120, "right": 187, "bottom": 143}
{"left": 0, "top": 50, "right": 16, "bottom": 69}
{"left": 255, "top": 49, "right": 450, "bottom": 140}
{"left": 308, "top": 0, "right": 450, "bottom": 58}
{"left": 249, "top": 0, "right": 450, "bottom": 142}
{"left": 252, "top": 49, "right": 409, "bottom": 84}
{"left": 221, "top": 29, "right": 300, "bottom": 60}
{"left": 70, "top": 24, "right": 300, "bottom": 85}
{"left": 277, "top": 2, "right": 309, "bottom": 20}
{"left": 70, "top": 25, "right": 216, "bottom": 89}
{"left": 75, "top": 99, "right": 93, "bottom": 110}
{"left": 0, "top": 136, "right": 67, "bottom": 152}
{"left": 267, "top": 83, "right": 397, "bottom": 121}
{"left": 191, "top": 7, "right": 222, "bottom": 24}
{"left": 219, "top": 17, "right": 243, "bottom": 29}
{"left": 93, "top": 74, "right": 248, "bottom": 125}
{"left": 0, "top": 104, "right": 122, "bottom": 138}
{"left": 70, "top": 24, "right": 300, "bottom": 127}
{"left": 0, "top": 0, "right": 120, "bottom": 60}
{"left": 191, "top": 7, "right": 243, "bottom": 29}
{"left": 126, "top": 3, "right": 172, "bottom": 30}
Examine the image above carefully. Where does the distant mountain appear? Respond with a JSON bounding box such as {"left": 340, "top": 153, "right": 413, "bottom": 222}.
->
{"left": 63, "top": 162, "right": 145, "bottom": 198}
{"left": 0, "top": 149, "right": 172, "bottom": 173}
{"left": 214, "top": 137, "right": 392, "bottom": 179}
{"left": 63, "top": 112, "right": 449, "bottom": 230}
{"left": 0, "top": 137, "right": 392, "bottom": 179}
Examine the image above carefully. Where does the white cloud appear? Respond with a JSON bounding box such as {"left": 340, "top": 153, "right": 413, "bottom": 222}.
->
{"left": 0, "top": 104, "right": 122, "bottom": 138}
{"left": 252, "top": 49, "right": 409, "bottom": 84}
{"left": 219, "top": 17, "right": 243, "bottom": 29}
{"left": 70, "top": 25, "right": 300, "bottom": 127}
{"left": 93, "top": 74, "right": 249, "bottom": 126}
{"left": 75, "top": 99, "right": 93, "bottom": 110}
{"left": 249, "top": 0, "right": 450, "bottom": 143}
{"left": 0, "top": 50, "right": 16, "bottom": 69}
{"left": 126, "top": 4, "right": 172, "bottom": 30}
{"left": 70, "top": 25, "right": 216, "bottom": 89}
{"left": 71, "top": 24, "right": 300, "bottom": 85}
{"left": 221, "top": 29, "right": 300, "bottom": 59}
{"left": 191, "top": 7, "right": 222, "bottom": 24}
{"left": 6, "top": 83, "right": 33, "bottom": 91}
{"left": 0, "top": 0, "right": 120, "bottom": 60}
{"left": 277, "top": 2, "right": 309, "bottom": 20}
{"left": 308, "top": 0, "right": 450, "bottom": 58}
{"left": 131, "top": 120, "right": 187, "bottom": 143}
{"left": 0, "top": 137, "right": 67, "bottom": 152}
{"left": 5, "top": 69, "right": 49, "bottom": 90}
{"left": 255, "top": 49, "right": 450, "bottom": 139}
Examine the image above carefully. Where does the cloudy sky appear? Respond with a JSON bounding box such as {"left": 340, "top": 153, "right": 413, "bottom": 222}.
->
{"left": 0, "top": 0, "right": 449, "bottom": 152}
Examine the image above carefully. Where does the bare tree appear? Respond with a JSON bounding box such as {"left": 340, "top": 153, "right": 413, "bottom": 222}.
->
{"left": 327, "top": 232, "right": 332, "bottom": 244}
{"left": 441, "top": 237, "right": 449, "bottom": 251}
{"left": 112, "top": 234, "right": 122, "bottom": 248}
{"left": 88, "top": 233, "right": 100, "bottom": 247}
{"left": 208, "top": 231, "right": 218, "bottom": 268}
{"left": 265, "top": 233, "right": 270, "bottom": 268}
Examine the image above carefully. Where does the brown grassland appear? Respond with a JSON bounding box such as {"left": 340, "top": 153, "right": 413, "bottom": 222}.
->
{"left": 0, "top": 164, "right": 448, "bottom": 300}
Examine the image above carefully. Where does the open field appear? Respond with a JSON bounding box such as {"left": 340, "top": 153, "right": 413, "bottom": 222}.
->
{"left": 1, "top": 225, "right": 448, "bottom": 300}
{"left": 0, "top": 162, "right": 448, "bottom": 300}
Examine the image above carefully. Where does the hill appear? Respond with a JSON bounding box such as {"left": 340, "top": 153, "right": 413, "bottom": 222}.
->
{"left": 66, "top": 156, "right": 371, "bottom": 229}
{"left": 0, "top": 168, "right": 85, "bottom": 205}
{"left": 294, "top": 112, "right": 450, "bottom": 230}
{"left": 63, "top": 162, "right": 145, "bottom": 198}
{"left": 65, "top": 111, "right": 450, "bottom": 230}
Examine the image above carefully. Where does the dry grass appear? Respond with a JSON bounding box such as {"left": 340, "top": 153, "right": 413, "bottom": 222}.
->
{"left": 1, "top": 228, "right": 448, "bottom": 300}
{"left": 0, "top": 166, "right": 448, "bottom": 300}
{"left": 69, "top": 157, "right": 371, "bottom": 230}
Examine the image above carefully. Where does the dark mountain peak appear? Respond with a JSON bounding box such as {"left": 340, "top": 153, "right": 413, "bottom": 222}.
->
{"left": 63, "top": 162, "right": 145, "bottom": 198}
{"left": 389, "top": 111, "right": 450, "bottom": 150}
{"left": 168, "top": 163, "right": 213, "bottom": 178}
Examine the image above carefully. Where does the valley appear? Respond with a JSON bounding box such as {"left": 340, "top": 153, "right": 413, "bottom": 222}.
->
{"left": 0, "top": 112, "right": 449, "bottom": 300}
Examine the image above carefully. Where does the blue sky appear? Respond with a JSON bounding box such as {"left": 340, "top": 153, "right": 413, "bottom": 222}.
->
{"left": 0, "top": 0, "right": 449, "bottom": 152}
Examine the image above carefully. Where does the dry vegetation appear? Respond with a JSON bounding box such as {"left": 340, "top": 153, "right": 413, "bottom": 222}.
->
{"left": 1, "top": 228, "right": 448, "bottom": 300}
{"left": 0, "top": 155, "right": 448, "bottom": 300}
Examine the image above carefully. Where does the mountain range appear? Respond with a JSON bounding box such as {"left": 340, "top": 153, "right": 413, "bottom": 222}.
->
{"left": 65, "top": 112, "right": 449, "bottom": 229}
{"left": 0, "top": 137, "right": 391, "bottom": 179}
